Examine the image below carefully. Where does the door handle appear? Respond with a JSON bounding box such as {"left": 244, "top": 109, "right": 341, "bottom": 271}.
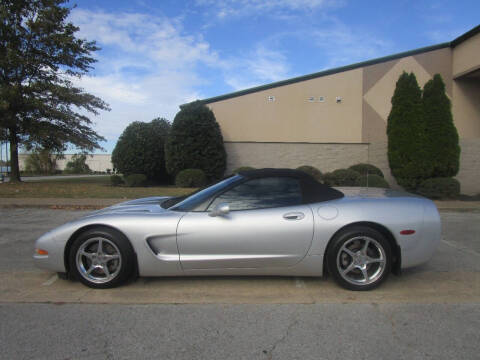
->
{"left": 283, "top": 212, "right": 305, "bottom": 220}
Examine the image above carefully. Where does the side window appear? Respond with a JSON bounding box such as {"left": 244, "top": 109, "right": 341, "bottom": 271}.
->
{"left": 208, "top": 177, "right": 303, "bottom": 211}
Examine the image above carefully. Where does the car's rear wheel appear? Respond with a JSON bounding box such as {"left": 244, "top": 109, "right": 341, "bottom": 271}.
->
{"left": 327, "top": 226, "right": 392, "bottom": 291}
{"left": 69, "top": 227, "right": 135, "bottom": 289}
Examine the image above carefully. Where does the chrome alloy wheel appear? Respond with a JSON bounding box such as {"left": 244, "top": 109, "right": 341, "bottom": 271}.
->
{"left": 76, "top": 237, "right": 122, "bottom": 284}
{"left": 336, "top": 236, "right": 386, "bottom": 286}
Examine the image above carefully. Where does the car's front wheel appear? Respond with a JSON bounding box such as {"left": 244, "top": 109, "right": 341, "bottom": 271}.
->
{"left": 327, "top": 226, "right": 392, "bottom": 291}
{"left": 69, "top": 227, "right": 135, "bottom": 289}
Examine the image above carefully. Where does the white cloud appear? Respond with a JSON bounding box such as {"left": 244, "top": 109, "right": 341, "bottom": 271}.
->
{"left": 310, "top": 22, "right": 393, "bottom": 68}
{"left": 426, "top": 28, "right": 468, "bottom": 43}
{"left": 196, "top": 0, "right": 344, "bottom": 19}
{"left": 70, "top": 9, "right": 218, "bottom": 69}
{"left": 68, "top": 9, "right": 219, "bottom": 151}
{"left": 221, "top": 46, "right": 292, "bottom": 90}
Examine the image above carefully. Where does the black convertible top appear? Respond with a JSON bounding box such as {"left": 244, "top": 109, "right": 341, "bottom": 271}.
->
{"left": 238, "top": 168, "right": 344, "bottom": 204}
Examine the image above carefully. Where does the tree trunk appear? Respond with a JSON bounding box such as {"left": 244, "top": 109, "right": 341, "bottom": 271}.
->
{"left": 9, "top": 129, "right": 21, "bottom": 182}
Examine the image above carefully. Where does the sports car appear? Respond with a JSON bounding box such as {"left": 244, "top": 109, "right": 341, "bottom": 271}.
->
{"left": 34, "top": 168, "right": 441, "bottom": 291}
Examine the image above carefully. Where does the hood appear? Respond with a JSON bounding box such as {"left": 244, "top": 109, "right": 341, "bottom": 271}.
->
{"left": 84, "top": 196, "right": 173, "bottom": 217}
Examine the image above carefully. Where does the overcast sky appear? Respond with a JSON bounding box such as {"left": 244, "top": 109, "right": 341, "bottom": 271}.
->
{"left": 69, "top": 0, "right": 479, "bottom": 153}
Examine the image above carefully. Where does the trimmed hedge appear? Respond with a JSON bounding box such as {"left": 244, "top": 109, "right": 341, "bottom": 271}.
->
{"left": 110, "top": 175, "right": 123, "bottom": 186}
{"left": 165, "top": 101, "right": 226, "bottom": 181}
{"left": 112, "top": 118, "right": 170, "bottom": 182}
{"left": 232, "top": 166, "right": 255, "bottom": 173}
{"left": 323, "top": 169, "right": 361, "bottom": 186}
{"left": 358, "top": 174, "right": 390, "bottom": 188}
{"left": 296, "top": 165, "right": 322, "bottom": 181}
{"left": 175, "top": 169, "right": 207, "bottom": 188}
{"left": 124, "top": 174, "right": 148, "bottom": 187}
{"left": 349, "top": 163, "right": 384, "bottom": 178}
{"left": 417, "top": 177, "right": 460, "bottom": 199}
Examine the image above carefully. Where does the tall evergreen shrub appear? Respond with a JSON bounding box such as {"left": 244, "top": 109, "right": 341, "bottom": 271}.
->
{"left": 423, "top": 74, "right": 460, "bottom": 177}
{"left": 165, "top": 101, "right": 226, "bottom": 181}
{"left": 112, "top": 118, "right": 170, "bottom": 182}
{"left": 387, "top": 72, "right": 431, "bottom": 190}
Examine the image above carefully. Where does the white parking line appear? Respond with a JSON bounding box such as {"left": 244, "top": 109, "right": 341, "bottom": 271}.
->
{"left": 441, "top": 239, "right": 480, "bottom": 257}
{"left": 295, "top": 278, "right": 306, "bottom": 288}
{"left": 42, "top": 274, "right": 58, "bottom": 286}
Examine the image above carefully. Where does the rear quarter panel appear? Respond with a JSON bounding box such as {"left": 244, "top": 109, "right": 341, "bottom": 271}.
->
{"left": 309, "top": 196, "right": 441, "bottom": 269}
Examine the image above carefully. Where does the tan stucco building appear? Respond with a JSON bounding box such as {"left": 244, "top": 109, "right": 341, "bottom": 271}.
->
{"left": 202, "top": 25, "right": 480, "bottom": 194}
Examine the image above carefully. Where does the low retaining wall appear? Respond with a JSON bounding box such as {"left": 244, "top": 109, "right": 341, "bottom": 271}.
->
{"left": 225, "top": 140, "right": 480, "bottom": 195}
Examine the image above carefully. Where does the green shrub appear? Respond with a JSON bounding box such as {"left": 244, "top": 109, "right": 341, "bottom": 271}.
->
{"left": 24, "top": 149, "right": 58, "bottom": 175}
{"left": 296, "top": 165, "right": 322, "bottom": 181}
{"left": 358, "top": 174, "right": 390, "bottom": 188}
{"left": 175, "top": 169, "right": 207, "bottom": 187}
{"left": 349, "top": 163, "right": 384, "bottom": 178}
{"left": 323, "top": 169, "right": 361, "bottom": 186}
{"left": 112, "top": 118, "right": 170, "bottom": 183}
{"left": 423, "top": 74, "right": 460, "bottom": 178}
{"left": 232, "top": 166, "right": 255, "bottom": 173}
{"left": 417, "top": 177, "right": 460, "bottom": 199}
{"left": 110, "top": 175, "right": 123, "bottom": 186}
{"left": 64, "top": 154, "right": 91, "bottom": 174}
{"left": 165, "top": 101, "right": 226, "bottom": 182}
{"left": 387, "top": 72, "right": 431, "bottom": 190}
{"left": 124, "top": 174, "right": 148, "bottom": 187}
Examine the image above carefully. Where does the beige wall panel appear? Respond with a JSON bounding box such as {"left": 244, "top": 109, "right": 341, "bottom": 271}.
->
{"left": 363, "top": 56, "right": 432, "bottom": 122}
{"left": 224, "top": 142, "right": 368, "bottom": 174}
{"left": 209, "top": 68, "right": 364, "bottom": 143}
{"left": 453, "top": 33, "right": 480, "bottom": 78}
{"left": 456, "top": 138, "right": 480, "bottom": 195}
{"left": 452, "top": 78, "right": 480, "bottom": 138}
{"left": 363, "top": 59, "right": 398, "bottom": 95}
{"left": 414, "top": 47, "right": 453, "bottom": 96}
{"left": 362, "top": 100, "right": 387, "bottom": 143}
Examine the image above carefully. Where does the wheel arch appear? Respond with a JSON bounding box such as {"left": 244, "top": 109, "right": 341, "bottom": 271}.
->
{"left": 64, "top": 224, "right": 139, "bottom": 278}
{"left": 323, "top": 221, "right": 401, "bottom": 276}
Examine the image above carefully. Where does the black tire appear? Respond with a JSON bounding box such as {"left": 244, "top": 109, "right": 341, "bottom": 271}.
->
{"left": 326, "top": 226, "right": 392, "bottom": 291}
{"left": 69, "top": 227, "right": 135, "bottom": 289}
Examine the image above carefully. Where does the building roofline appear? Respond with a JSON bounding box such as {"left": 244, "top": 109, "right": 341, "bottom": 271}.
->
{"left": 199, "top": 42, "right": 450, "bottom": 104}
{"left": 196, "top": 24, "right": 478, "bottom": 105}
{"left": 451, "top": 24, "right": 480, "bottom": 47}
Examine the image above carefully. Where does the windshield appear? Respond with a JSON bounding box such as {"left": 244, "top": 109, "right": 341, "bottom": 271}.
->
{"left": 169, "top": 175, "right": 242, "bottom": 212}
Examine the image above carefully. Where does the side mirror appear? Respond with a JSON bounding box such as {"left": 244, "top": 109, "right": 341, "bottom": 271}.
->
{"left": 208, "top": 203, "right": 230, "bottom": 217}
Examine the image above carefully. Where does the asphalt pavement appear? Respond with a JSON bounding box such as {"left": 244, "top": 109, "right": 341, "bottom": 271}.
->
{"left": 0, "top": 208, "right": 479, "bottom": 359}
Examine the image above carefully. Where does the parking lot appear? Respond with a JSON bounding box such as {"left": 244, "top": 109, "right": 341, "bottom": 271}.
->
{"left": 0, "top": 207, "right": 479, "bottom": 359}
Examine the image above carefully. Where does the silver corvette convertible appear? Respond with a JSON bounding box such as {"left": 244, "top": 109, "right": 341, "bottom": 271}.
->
{"left": 34, "top": 169, "right": 441, "bottom": 291}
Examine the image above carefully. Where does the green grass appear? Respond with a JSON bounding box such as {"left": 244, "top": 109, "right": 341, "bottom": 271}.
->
{"left": 0, "top": 175, "right": 195, "bottom": 198}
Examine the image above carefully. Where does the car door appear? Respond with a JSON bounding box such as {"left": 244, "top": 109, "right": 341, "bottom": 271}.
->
{"left": 176, "top": 176, "right": 314, "bottom": 270}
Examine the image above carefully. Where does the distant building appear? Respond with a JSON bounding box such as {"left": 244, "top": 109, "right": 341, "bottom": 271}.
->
{"left": 18, "top": 154, "right": 113, "bottom": 173}
{"left": 199, "top": 25, "right": 480, "bottom": 194}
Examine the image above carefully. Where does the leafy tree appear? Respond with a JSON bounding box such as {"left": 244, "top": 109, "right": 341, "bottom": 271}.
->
{"left": 387, "top": 72, "right": 431, "bottom": 190}
{"left": 423, "top": 74, "right": 460, "bottom": 177}
{"left": 165, "top": 101, "right": 226, "bottom": 181}
{"left": 111, "top": 118, "right": 170, "bottom": 182}
{"left": 64, "top": 153, "right": 90, "bottom": 174}
{"left": 0, "top": 0, "right": 109, "bottom": 182}
{"left": 24, "top": 148, "right": 58, "bottom": 174}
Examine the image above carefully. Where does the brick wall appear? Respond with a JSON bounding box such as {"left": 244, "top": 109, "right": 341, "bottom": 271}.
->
{"left": 224, "top": 142, "right": 369, "bottom": 174}
{"left": 456, "top": 138, "right": 480, "bottom": 195}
